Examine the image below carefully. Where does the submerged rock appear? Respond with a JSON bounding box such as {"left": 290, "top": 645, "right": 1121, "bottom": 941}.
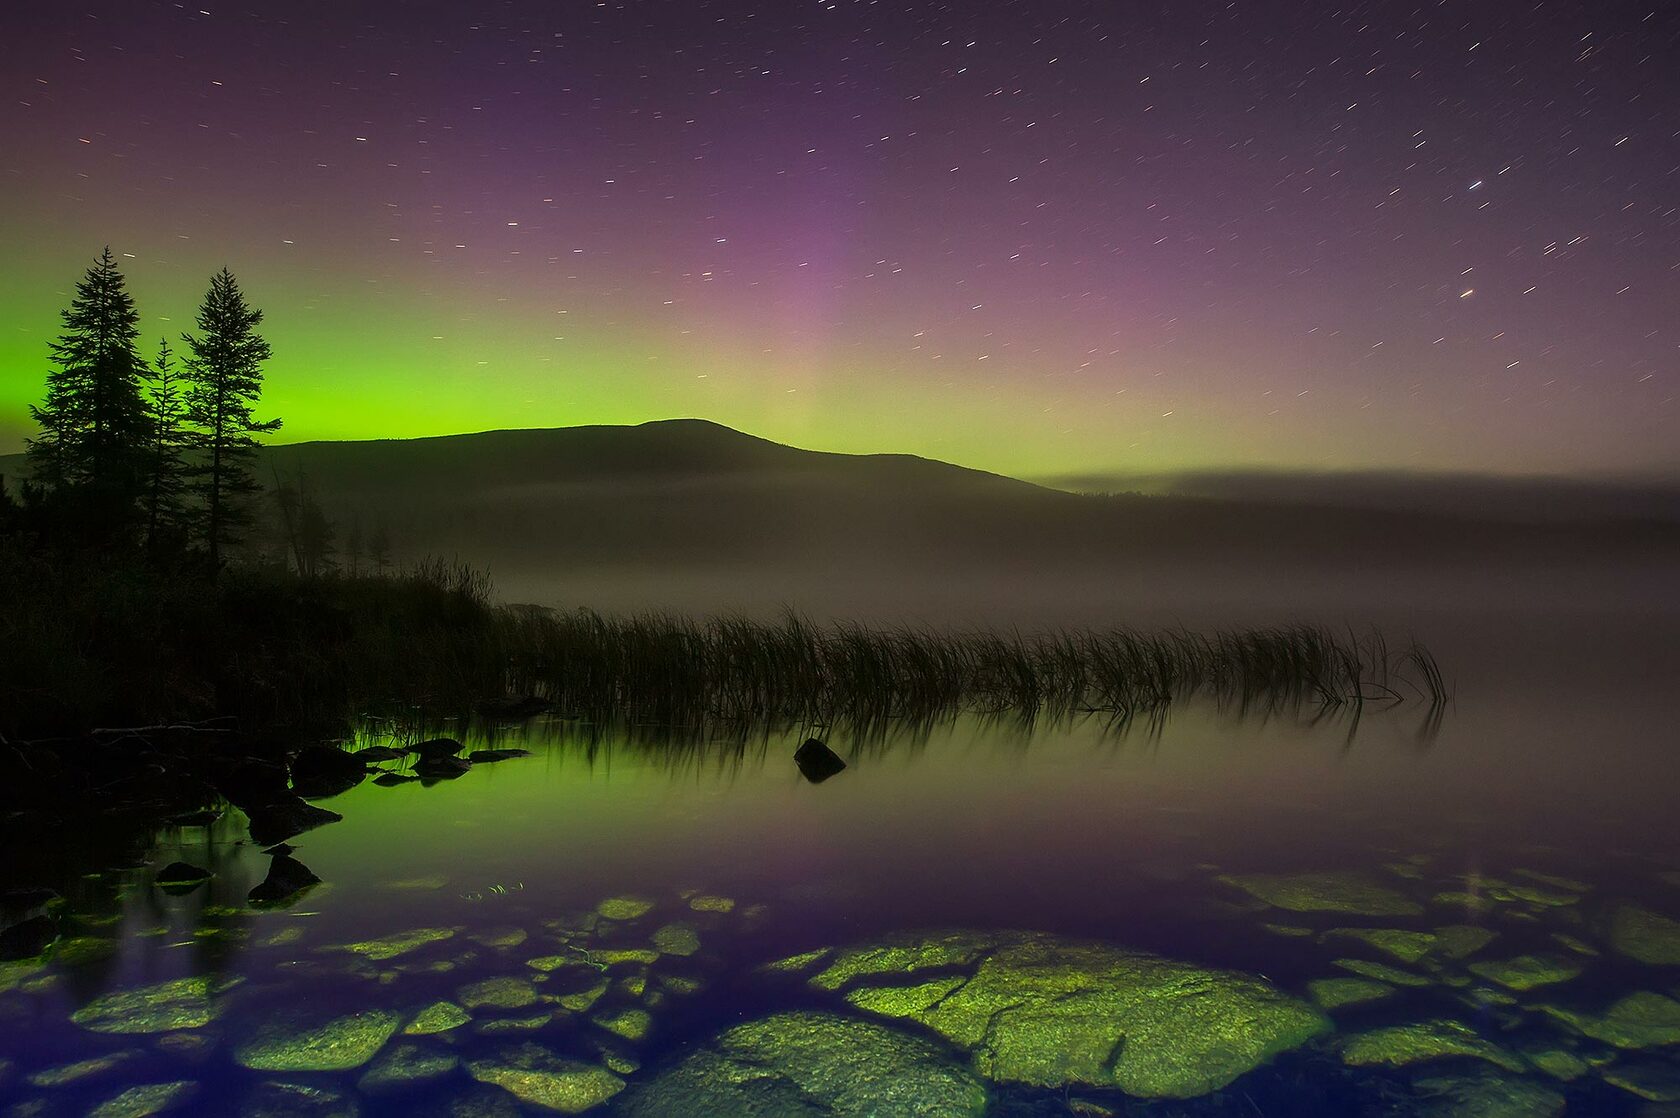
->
{"left": 87, "top": 1080, "right": 199, "bottom": 1118}
{"left": 414, "top": 755, "right": 472, "bottom": 780}
{"left": 1218, "top": 871, "right": 1422, "bottom": 916}
{"left": 71, "top": 976, "right": 226, "bottom": 1034}
{"left": 290, "top": 746, "right": 368, "bottom": 798}
{"left": 1435, "top": 924, "right": 1499, "bottom": 960}
{"left": 409, "top": 738, "right": 465, "bottom": 759}
{"left": 1308, "top": 977, "right": 1394, "bottom": 1011}
{"left": 353, "top": 746, "right": 408, "bottom": 763}
{"left": 688, "top": 895, "right": 734, "bottom": 913}
{"left": 358, "top": 1042, "right": 460, "bottom": 1093}
{"left": 1602, "top": 1060, "right": 1680, "bottom": 1102}
{"left": 248, "top": 855, "right": 321, "bottom": 908}
{"left": 1466, "top": 953, "right": 1583, "bottom": 991}
{"left": 404, "top": 1001, "right": 473, "bottom": 1035}
{"left": 1342, "top": 1019, "right": 1525, "bottom": 1072}
{"left": 617, "top": 1011, "right": 985, "bottom": 1118}
{"left": 457, "top": 977, "right": 540, "bottom": 1010}
{"left": 593, "top": 1007, "right": 651, "bottom": 1042}
{"left": 794, "top": 738, "right": 847, "bottom": 784}
{"left": 466, "top": 1042, "right": 624, "bottom": 1113}
{"left": 239, "top": 1081, "right": 360, "bottom": 1118}
{"left": 468, "top": 749, "right": 532, "bottom": 763}
{"left": 1320, "top": 927, "right": 1437, "bottom": 963}
{"left": 1538, "top": 990, "right": 1680, "bottom": 1048}
{"left": 27, "top": 1050, "right": 143, "bottom": 1086}
{"left": 329, "top": 927, "right": 456, "bottom": 961}
{"left": 806, "top": 930, "right": 1328, "bottom": 1099}
{"left": 1610, "top": 903, "right": 1680, "bottom": 965}
{"left": 596, "top": 896, "right": 655, "bottom": 921}
{"left": 233, "top": 1009, "right": 402, "bottom": 1071}
{"left": 650, "top": 922, "right": 700, "bottom": 956}
{"left": 1333, "top": 958, "right": 1434, "bottom": 987}
{"left": 1412, "top": 1071, "right": 1566, "bottom": 1118}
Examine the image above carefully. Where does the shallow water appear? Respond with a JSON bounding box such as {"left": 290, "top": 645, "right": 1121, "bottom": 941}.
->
{"left": 3, "top": 612, "right": 1679, "bottom": 1116}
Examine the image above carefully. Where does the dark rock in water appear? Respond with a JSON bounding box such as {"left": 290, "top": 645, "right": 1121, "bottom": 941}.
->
{"left": 410, "top": 738, "right": 465, "bottom": 760}
{"left": 374, "top": 773, "right": 420, "bottom": 787}
{"left": 245, "top": 796, "right": 344, "bottom": 847}
{"left": 155, "top": 862, "right": 213, "bottom": 891}
{"left": 249, "top": 855, "right": 321, "bottom": 908}
{"left": 468, "top": 749, "right": 532, "bottom": 764}
{"left": 477, "top": 696, "right": 553, "bottom": 721}
{"left": 0, "top": 914, "right": 57, "bottom": 960}
{"left": 794, "top": 739, "right": 847, "bottom": 784}
{"left": 0, "top": 888, "right": 61, "bottom": 920}
{"left": 414, "top": 755, "right": 472, "bottom": 781}
{"left": 263, "top": 843, "right": 296, "bottom": 857}
{"left": 213, "top": 758, "right": 290, "bottom": 808}
{"left": 353, "top": 746, "right": 408, "bottom": 763}
{"left": 290, "top": 746, "right": 368, "bottom": 798}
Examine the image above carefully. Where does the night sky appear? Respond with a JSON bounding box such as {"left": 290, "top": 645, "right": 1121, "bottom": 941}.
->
{"left": 2, "top": 1, "right": 1676, "bottom": 479}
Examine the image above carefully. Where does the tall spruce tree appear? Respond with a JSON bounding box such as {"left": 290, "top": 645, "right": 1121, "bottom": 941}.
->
{"left": 182, "top": 268, "right": 281, "bottom": 567}
{"left": 142, "top": 337, "right": 191, "bottom": 552}
{"left": 25, "top": 248, "right": 151, "bottom": 536}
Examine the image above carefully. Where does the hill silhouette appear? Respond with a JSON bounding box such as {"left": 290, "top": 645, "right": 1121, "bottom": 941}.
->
{"left": 6, "top": 419, "right": 1675, "bottom": 622}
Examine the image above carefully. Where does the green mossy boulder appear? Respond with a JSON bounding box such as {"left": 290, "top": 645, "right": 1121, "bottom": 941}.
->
{"left": 328, "top": 927, "right": 456, "bottom": 961}
{"left": 1523, "top": 1047, "right": 1591, "bottom": 1081}
{"left": 1434, "top": 925, "right": 1499, "bottom": 960}
{"left": 1411, "top": 1071, "right": 1565, "bottom": 1118}
{"left": 1321, "top": 928, "right": 1438, "bottom": 963}
{"left": 616, "top": 1012, "right": 986, "bottom": 1118}
{"left": 761, "top": 948, "right": 831, "bottom": 975}
{"left": 70, "top": 977, "right": 226, "bottom": 1034}
{"left": 1602, "top": 1060, "right": 1680, "bottom": 1101}
{"left": 1218, "top": 872, "right": 1422, "bottom": 916}
{"left": 1538, "top": 990, "right": 1680, "bottom": 1048}
{"left": 239, "top": 1081, "right": 360, "bottom": 1118}
{"left": 233, "top": 1009, "right": 402, "bottom": 1071}
{"left": 1466, "top": 953, "right": 1583, "bottom": 991}
{"left": 87, "top": 1081, "right": 200, "bottom": 1118}
{"left": 457, "top": 977, "right": 540, "bottom": 1010}
{"left": 593, "top": 1007, "right": 651, "bottom": 1041}
{"left": 650, "top": 923, "right": 700, "bottom": 957}
{"left": 688, "top": 895, "right": 734, "bottom": 913}
{"left": 595, "top": 896, "right": 655, "bottom": 921}
{"left": 810, "top": 930, "right": 1329, "bottom": 1099}
{"left": 1308, "top": 977, "right": 1393, "bottom": 1011}
{"left": 1609, "top": 904, "right": 1680, "bottom": 965}
{"left": 358, "top": 1042, "right": 460, "bottom": 1092}
{"left": 1341, "top": 1019, "right": 1524, "bottom": 1072}
{"left": 27, "top": 1050, "right": 142, "bottom": 1087}
{"left": 1333, "top": 958, "right": 1434, "bottom": 987}
{"left": 404, "top": 1001, "right": 472, "bottom": 1035}
{"left": 466, "top": 1042, "right": 625, "bottom": 1113}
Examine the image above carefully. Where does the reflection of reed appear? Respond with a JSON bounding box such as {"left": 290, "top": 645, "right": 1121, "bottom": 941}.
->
{"left": 380, "top": 611, "right": 1445, "bottom": 759}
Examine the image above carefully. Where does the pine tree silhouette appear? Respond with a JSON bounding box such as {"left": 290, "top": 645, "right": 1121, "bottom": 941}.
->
{"left": 25, "top": 248, "right": 151, "bottom": 538}
{"left": 142, "top": 337, "right": 191, "bottom": 552}
{"left": 182, "top": 268, "right": 281, "bottom": 568}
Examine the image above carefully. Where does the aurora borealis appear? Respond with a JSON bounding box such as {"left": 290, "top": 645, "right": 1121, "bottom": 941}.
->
{"left": 2, "top": 2, "right": 1676, "bottom": 479}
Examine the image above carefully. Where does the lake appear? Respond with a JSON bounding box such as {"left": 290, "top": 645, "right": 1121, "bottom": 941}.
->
{"left": 2, "top": 608, "right": 1678, "bottom": 1116}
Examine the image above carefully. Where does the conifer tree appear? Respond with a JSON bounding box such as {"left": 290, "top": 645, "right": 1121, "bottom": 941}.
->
{"left": 182, "top": 268, "right": 281, "bottom": 567}
{"left": 369, "top": 523, "right": 392, "bottom": 573}
{"left": 142, "top": 337, "right": 191, "bottom": 552}
{"left": 25, "top": 248, "right": 150, "bottom": 534}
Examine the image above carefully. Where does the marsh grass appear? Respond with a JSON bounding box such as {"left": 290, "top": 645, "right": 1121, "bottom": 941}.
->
{"left": 1, "top": 549, "right": 1445, "bottom": 746}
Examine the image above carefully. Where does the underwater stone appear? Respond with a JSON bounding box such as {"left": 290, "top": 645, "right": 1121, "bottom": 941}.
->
{"left": 239, "top": 1081, "right": 360, "bottom": 1118}
{"left": 650, "top": 922, "right": 700, "bottom": 956}
{"left": 1332, "top": 958, "right": 1434, "bottom": 987}
{"left": 1550, "top": 933, "right": 1599, "bottom": 956}
{"left": 469, "top": 928, "right": 528, "bottom": 949}
{"left": 1320, "top": 927, "right": 1438, "bottom": 963}
{"left": 659, "top": 974, "right": 704, "bottom": 997}
{"left": 1308, "top": 977, "right": 1393, "bottom": 1011}
{"left": 357, "top": 1042, "right": 460, "bottom": 1093}
{"left": 595, "top": 896, "right": 655, "bottom": 921}
{"left": 592, "top": 948, "right": 658, "bottom": 967}
{"left": 466, "top": 1042, "right": 625, "bottom": 1113}
{"left": 404, "top": 1001, "right": 472, "bottom": 1035}
{"left": 1466, "top": 953, "right": 1583, "bottom": 991}
{"left": 815, "top": 930, "right": 1328, "bottom": 1099}
{"left": 329, "top": 927, "right": 456, "bottom": 961}
{"left": 233, "top": 1009, "right": 402, "bottom": 1071}
{"left": 1433, "top": 925, "right": 1499, "bottom": 960}
{"left": 616, "top": 1011, "right": 986, "bottom": 1118}
{"left": 555, "top": 978, "right": 611, "bottom": 1012}
{"left": 457, "top": 977, "right": 540, "bottom": 1010}
{"left": 87, "top": 1081, "right": 199, "bottom": 1118}
{"left": 1609, "top": 903, "right": 1680, "bottom": 965}
{"left": 1603, "top": 1060, "right": 1680, "bottom": 1101}
{"left": 761, "top": 948, "right": 831, "bottom": 974}
{"left": 27, "top": 1050, "right": 141, "bottom": 1086}
{"left": 845, "top": 976, "right": 971, "bottom": 1017}
{"left": 1259, "top": 923, "right": 1314, "bottom": 938}
{"left": 476, "top": 1011, "right": 553, "bottom": 1034}
{"left": 154, "top": 862, "right": 213, "bottom": 889}
{"left": 688, "top": 895, "right": 734, "bottom": 913}
{"left": 1411, "top": 1072, "right": 1565, "bottom": 1118}
{"left": 592, "top": 1007, "right": 651, "bottom": 1041}
{"left": 1523, "top": 1047, "right": 1591, "bottom": 1081}
{"left": 1538, "top": 990, "right": 1680, "bottom": 1048}
{"left": 52, "top": 936, "right": 117, "bottom": 966}
{"left": 794, "top": 738, "right": 848, "bottom": 784}
{"left": 1513, "top": 869, "right": 1592, "bottom": 893}
{"left": 1217, "top": 872, "right": 1422, "bottom": 916}
{"left": 70, "top": 976, "right": 224, "bottom": 1034}
{"left": 248, "top": 856, "right": 321, "bottom": 908}
{"left": 1341, "top": 1019, "right": 1525, "bottom": 1072}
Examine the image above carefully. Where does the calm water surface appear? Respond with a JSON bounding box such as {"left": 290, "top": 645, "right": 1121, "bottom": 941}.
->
{"left": 3, "top": 612, "right": 1678, "bottom": 1116}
